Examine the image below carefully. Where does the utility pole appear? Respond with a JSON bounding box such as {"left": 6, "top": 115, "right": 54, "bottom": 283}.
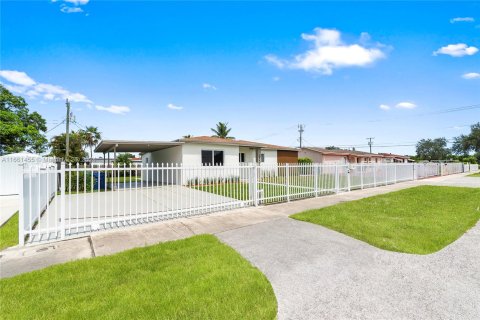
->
{"left": 367, "top": 137, "right": 374, "bottom": 154}
{"left": 65, "top": 99, "right": 71, "bottom": 161}
{"left": 298, "top": 124, "right": 305, "bottom": 148}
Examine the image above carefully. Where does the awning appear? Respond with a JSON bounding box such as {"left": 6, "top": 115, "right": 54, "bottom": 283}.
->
{"left": 94, "top": 140, "right": 183, "bottom": 153}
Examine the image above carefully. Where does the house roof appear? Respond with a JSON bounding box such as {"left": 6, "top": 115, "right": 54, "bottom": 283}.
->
{"left": 302, "top": 147, "right": 383, "bottom": 158}
{"left": 94, "top": 140, "right": 183, "bottom": 153}
{"left": 176, "top": 136, "right": 298, "bottom": 152}
{"left": 378, "top": 153, "right": 411, "bottom": 159}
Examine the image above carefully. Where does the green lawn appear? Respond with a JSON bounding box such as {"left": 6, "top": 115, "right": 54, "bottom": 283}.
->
{"left": 193, "top": 182, "right": 318, "bottom": 203}
{"left": 291, "top": 186, "right": 480, "bottom": 254}
{"left": 468, "top": 172, "right": 480, "bottom": 177}
{"left": 0, "top": 235, "right": 277, "bottom": 320}
{"left": 0, "top": 212, "right": 18, "bottom": 250}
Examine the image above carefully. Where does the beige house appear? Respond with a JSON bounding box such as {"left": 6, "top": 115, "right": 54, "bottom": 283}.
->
{"left": 299, "top": 147, "right": 410, "bottom": 164}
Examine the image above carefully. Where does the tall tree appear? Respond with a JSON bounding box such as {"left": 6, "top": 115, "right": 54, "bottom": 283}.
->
{"left": 415, "top": 138, "right": 451, "bottom": 161}
{"left": 211, "top": 122, "right": 234, "bottom": 139}
{"left": 0, "top": 85, "right": 48, "bottom": 155}
{"left": 452, "top": 122, "right": 480, "bottom": 162}
{"left": 50, "top": 131, "right": 87, "bottom": 163}
{"left": 80, "top": 126, "right": 102, "bottom": 158}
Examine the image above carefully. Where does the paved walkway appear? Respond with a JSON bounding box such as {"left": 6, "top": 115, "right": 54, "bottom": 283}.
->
{"left": 1, "top": 173, "right": 479, "bottom": 320}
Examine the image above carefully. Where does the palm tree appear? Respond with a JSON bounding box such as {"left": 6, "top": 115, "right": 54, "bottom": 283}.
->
{"left": 80, "top": 126, "right": 102, "bottom": 159}
{"left": 211, "top": 122, "right": 234, "bottom": 139}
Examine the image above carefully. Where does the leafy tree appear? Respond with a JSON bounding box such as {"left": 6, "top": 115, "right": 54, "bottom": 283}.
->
{"left": 114, "top": 153, "right": 134, "bottom": 166}
{"left": 50, "top": 131, "right": 87, "bottom": 163}
{"left": 211, "top": 122, "right": 234, "bottom": 139}
{"left": 452, "top": 123, "right": 480, "bottom": 162}
{"left": 325, "top": 146, "right": 340, "bottom": 150}
{"left": 80, "top": 126, "right": 102, "bottom": 159}
{"left": 415, "top": 138, "right": 451, "bottom": 161}
{"left": 183, "top": 134, "right": 192, "bottom": 138}
{"left": 0, "top": 84, "right": 48, "bottom": 155}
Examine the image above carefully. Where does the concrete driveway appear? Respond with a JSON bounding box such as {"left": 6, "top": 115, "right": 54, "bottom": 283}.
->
{"left": 218, "top": 218, "right": 480, "bottom": 319}
{"left": 0, "top": 195, "right": 19, "bottom": 226}
{"left": 31, "top": 185, "right": 241, "bottom": 242}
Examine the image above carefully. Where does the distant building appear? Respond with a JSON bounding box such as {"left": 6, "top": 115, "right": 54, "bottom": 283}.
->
{"left": 299, "top": 148, "right": 411, "bottom": 164}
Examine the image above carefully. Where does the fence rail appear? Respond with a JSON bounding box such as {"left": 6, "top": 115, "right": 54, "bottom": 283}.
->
{"left": 19, "top": 162, "right": 479, "bottom": 245}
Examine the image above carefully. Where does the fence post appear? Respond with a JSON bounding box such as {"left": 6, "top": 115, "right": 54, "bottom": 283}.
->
{"left": 286, "top": 163, "right": 290, "bottom": 202}
{"left": 335, "top": 164, "right": 339, "bottom": 194}
{"left": 360, "top": 163, "right": 364, "bottom": 189}
{"left": 252, "top": 164, "right": 258, "bottom": 206}
{"left": 18, "top": 164, "right": 25, "bottom": 246}
{"left": 347, "top": 165, "right": 351, "bottom": 192}
{"left": 60, "top": 162, "right": 66, "bottom": 240}
{"left": 412, "top": 164, "right": 416, "bottom": 181}
{"left": 385, "top": 164, "right": 388, "bottom": 185}
{"left": 373, "top": 164, "right": 376, "bottom": 187}
{"left": 314, "top": 163, "right": 319, "bottom": 197}
{"left": 394, "top": 164, "right": 397, "bottom": 184}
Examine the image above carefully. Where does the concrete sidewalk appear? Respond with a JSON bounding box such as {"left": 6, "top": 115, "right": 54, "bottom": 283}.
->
{"left": 1, "top": 172, "right": 478, "bottom": 278}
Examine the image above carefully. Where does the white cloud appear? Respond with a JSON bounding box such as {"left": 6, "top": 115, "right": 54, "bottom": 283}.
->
{"left": 450, "top": 17, "right": 475, "bottom": 23}
{"left": 433, "top": 43, "right": 478, "bottom": 57}
{"left": 462, "top": 72, "right": 480, "bottom": 79}
{"left": 395, "top": 102, "right": 417, "bottom": 109}
{"left": 95, "top": 105, "right": 130, "bottom": 115}
{"left": 202, "top": 83, "right": 217, "bottom": 90}
{"left": 265, "top": 54, "right": 286, "bottom": 69}
{"left": 60, "top": 6, "right": 83, "bottom": 13}
{"left": 55, "top": 0, "right": 89, "bottom": 14}
{"left": 379, "top": 104, "right": 390, "bottom": 110}
{"left": 167, "top": 103, "right": 183, "bottom": 110}
{"left": 1, "top": 69, "right": 128, "bottom": 115}
{"left": 265, "top": 28, "right": 387, "bottom": 75}
{"left": 0, "top": 70, "right": 36, "bottom": 86}
{"left": 64, "top": 0, "right": 89, "bottom": 4}
{"left": 272, "top": 76, "right": 281, "bottom": 81}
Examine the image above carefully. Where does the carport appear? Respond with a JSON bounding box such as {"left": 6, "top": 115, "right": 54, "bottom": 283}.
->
{"left": 94, "top": 140, "right": 184, "bottom": 165}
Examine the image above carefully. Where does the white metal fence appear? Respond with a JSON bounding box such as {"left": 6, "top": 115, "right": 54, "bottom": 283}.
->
{"left": 19, "top": 162, "right": 478, "bottom": 245}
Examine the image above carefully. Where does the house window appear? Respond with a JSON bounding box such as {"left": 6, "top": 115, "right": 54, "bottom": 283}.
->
{"left": 260, "top": 153, "right": 265, "bottom": 163}
{"left": 239, "top": 153, "right": 245, "bottom": 163}
{"left": 202, "top": 150, "right": 224, "bottom": 166}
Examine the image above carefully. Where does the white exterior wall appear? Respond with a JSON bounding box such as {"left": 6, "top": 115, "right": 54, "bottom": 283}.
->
{"left": 239, "top": 147, "right": 257, "bottom": 164}
{"left": 260, "top": 149, "right": 277, "bottom": 164}
{"left": 182, "top": 143, "right": 240, "bottom": 166}
{"left": 151, "top": 146, "right": 183, "bottom": 164}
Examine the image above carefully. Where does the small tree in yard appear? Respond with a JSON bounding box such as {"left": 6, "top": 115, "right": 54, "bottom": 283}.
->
{"left": 298, "top": 157, "right": 312, "bottom": 164}
{"left": 114, "top": 153, "right": 134, "bottom": 166}
{"left": 50, "top": 131, "right": 87, "bottom": 163}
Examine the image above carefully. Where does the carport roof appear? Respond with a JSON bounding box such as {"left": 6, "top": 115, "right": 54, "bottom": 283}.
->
{"left": 94, "top": 140, "right": 183, "bottom": 153}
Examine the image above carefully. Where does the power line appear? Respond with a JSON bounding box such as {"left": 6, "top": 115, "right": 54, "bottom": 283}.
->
{"left": 46, "top": 119, "right": 66, "bottom": 133}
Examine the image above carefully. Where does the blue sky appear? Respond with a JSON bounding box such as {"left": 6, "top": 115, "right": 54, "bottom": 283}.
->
{"left": 1, "top": 1, "right": 479, "bottom": 155}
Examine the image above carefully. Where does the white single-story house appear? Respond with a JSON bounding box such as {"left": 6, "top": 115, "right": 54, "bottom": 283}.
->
{"left": 142, "top": 136, "right": 298, "bottom": 166}
{"left": 94, "top": 137, "right": 298, "bottom": 184}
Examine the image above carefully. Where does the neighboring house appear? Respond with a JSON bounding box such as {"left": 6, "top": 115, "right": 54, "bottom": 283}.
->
{"left": 299, "top": 147, "right": 410, "bottom": 164}
{"left": 378, "top": 153, "right": 412, "bottom": 163}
